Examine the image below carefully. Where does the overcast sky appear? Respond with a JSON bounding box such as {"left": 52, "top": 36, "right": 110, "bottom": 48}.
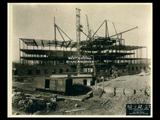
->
{"left": 9, "top": 3, "right": 152, "bottom": 62}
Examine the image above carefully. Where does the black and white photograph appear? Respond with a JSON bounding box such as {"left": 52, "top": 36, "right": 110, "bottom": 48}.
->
{"left": 8, "top": 3, "right": 152, "bottom": 117}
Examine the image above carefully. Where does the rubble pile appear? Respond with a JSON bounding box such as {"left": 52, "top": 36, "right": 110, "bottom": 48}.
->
{"left": 12, "top": 90, "right": 57, "bottom": 114}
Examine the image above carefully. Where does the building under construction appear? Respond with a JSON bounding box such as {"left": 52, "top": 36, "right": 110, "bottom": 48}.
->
{"left": 14, "top": 8, "right": 149, "bottom": 79}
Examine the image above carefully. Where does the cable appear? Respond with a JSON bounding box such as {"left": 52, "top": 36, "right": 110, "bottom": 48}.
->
{"left": 107, "top": 19, "right": 136, "bottom": 27}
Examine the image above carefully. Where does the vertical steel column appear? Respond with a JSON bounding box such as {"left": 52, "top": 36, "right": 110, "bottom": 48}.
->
{"left": 146, "top": 47, "right": 148, "bottom": 64}
{"left": 133, "top": 49, "right": 135, "bottom": 64}
{"left": 115, "top": 38, "right": 117, "bottom": 63}
{"left": 23, "top": 40, "right": 24, "bottom": 63}
{"left": 140, "top": 48, "right": 142, "bottom": 64}
{"left": 33, "top": 43, "right": 34, "bottom": 64}
{"left": 76, "top": 8, "right": 81, "bottom": 74}
{"left": 137, "top": 49, "right": 138, "bottom": 64}
{"left": 123, "top": 46, "right": 125, "bottom": 63}
{"left": 130, "top": 50, "right": 133, "bottom": 64}
{"left": 27, "top": 45, "right": 28, "bottom": 65}
{"left": 19, "top": 38, "right": 21, "bottom": 64}
{"left": 134, "top": 49, "right": 136, "bottom": 73}
{"left": 54, "top": 17, "right": 57, "bottom": 50}
{"left": 127, "top": 50, "right": 129, "bottom": 64}
{"left": 119, "top": 33, "right": 122, "bottom": 63}
{"left": 105, "top": 20, "right": 107, "bottom": 38}
{"left": 49, "top": 40, "right": 50, "bottom": 65}
{"left": 100, "top": 40, "right": 101, "bottom": 70}
{"left": 112, "top": 44, "right": 113, "bottom": 63}
{"left": 22, "top": 39, "right": 24, "bottom": 60}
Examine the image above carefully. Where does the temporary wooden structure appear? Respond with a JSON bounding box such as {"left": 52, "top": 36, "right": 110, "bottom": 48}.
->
{"left": 34, "top": 75, "right": 72, "bottom": 94}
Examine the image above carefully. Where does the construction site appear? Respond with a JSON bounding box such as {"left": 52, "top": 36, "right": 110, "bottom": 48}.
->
{"left": 12, "top": 7, "right": 151, "bottom": 116}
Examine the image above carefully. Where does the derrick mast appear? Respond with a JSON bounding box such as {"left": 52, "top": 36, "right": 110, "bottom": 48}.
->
{"left": 76, "top": 8, "right": 81, "bottom": 74}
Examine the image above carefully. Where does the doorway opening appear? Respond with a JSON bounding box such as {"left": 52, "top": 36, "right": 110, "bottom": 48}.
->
{"left": 83, "top": 79, "right": 87, "bottom": 85}
{"left": 45, "top": 79, "right": 50, "bottom": 88}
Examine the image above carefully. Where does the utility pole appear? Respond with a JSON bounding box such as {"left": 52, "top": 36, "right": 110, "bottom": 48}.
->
{"left": 76, "top": 8, "right": 81, "bottom": 74}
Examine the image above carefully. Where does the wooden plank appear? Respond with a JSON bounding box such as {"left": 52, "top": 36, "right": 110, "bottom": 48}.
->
{"left": 65, "top": 108, "right": 86, "bottom": 113}
{"left": 57, "top": 96, "right": 83, "bottom": 101}
{"left": 99, "top": 91, "right": 104, "bottom": 98}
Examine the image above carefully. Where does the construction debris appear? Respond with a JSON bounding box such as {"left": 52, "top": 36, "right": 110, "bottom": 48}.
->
{"left": 12, "top": 75, "right": 151, "bottom": 115}
{"left": 82, "top": 91, "right": 93, "bottom": 101}
{"left": 50, "top": 94, "right": 57, "bottom": 102}
{"left": 15, "top": 112, "right": 20, "bottom": 115}
{"left": 75, "top": 104, "right": 81, "bottom": 108}
{"left": 57, "top": 90, "right": 93, "bottom": 102}
{"left": 58, "top": 96, "right": 83, "bottom": 102}
{"left": 145, "top": 88, "right": 150, "bottom": 96}
{"left": 100, "top": 99, "right": 111, "bottom": 106}
{"left": 12, "top": 91, "right": 57, "bottom": 114}
{"left": 137, "top": 69, "right": 151, "bottom": 76}
{"left": 33, "top": 111, "right": 43, "bottom": 115}
{"left": 99, "top": 91, "right": 105, "bottom": 98}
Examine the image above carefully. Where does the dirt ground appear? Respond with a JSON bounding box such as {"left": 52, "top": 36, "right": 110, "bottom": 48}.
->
{"left": 97, "top": 74, "right": 151, "bottom": 90}
{"left": 11, "top": 74, "right": 151, "bottom": 116}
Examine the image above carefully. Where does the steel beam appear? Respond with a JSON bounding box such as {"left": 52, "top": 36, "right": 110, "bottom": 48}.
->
{"left": 41, "top": 40, "right": 44, "bottom": 47}
{"left": 91, "top": 20, "right": 106, "bottom": 38}
{"left": 33, "top": 39, "right": 38, "bottom": 48}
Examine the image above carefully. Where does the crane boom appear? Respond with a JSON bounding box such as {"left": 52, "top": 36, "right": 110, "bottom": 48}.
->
{"left": 109, "top": 26, "right": 138, "bottom": 37}
{"left": 86, "top": 14, "right": 90, "bottom": 37}
{"left": 112, "top": 22, "right": 118, "bottom": 37}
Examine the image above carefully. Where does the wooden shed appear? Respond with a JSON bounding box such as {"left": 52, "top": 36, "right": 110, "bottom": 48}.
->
{"left": 34, "top": 75, "right": 72, "bottom": 94}
{"left": 71, "top": 74, "right": 94, "bottom": 86}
